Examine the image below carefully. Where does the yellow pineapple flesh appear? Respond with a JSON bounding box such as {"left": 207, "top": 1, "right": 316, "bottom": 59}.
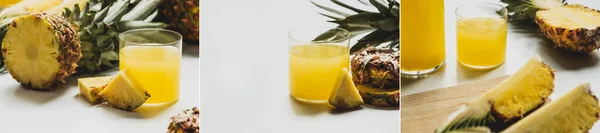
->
{"left": 100, "top": 69, "right": 150, "bottom": 111}
{"left": 436, "top": 55, "right": 555, "bottom": 133}
{"left": 502, "top": 82, "right": 600, "bottom": 133}
{"left": 1, "top": 13, "right": 81, "bottom": 90}
{"left": 328, "top": 68, "right": 364, "bottom": 109}
{"left": 535, "top": 4, "right": 600, "bottom": 53}
{"left": 78, "top": 76, "right": 112, "bottom": 104}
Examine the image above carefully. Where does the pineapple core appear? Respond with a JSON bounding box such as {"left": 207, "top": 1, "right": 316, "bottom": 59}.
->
{"left": 2, "top": 15, "right": 61, "bottom": 89}
{"left": 537, "top": 6, "right": 600, "bottom": 29}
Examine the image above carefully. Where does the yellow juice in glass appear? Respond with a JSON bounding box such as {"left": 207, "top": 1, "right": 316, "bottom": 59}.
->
{"left": 0, "top": 0, "right": 20, "bottom": 6}
{"left": 400, "top": 0, "right": 445, "bottom": 74}
{"left": 289, "top": 44, "right": 349, "bottom": 101}
{"left": 457, "top": 17, "right": 507, "bottom": 68}
{"left": 120, "top": 45, "right": 181, "bottom": 104}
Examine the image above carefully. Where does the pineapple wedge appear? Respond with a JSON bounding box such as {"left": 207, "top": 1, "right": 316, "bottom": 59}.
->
{"left": 100, "top": 70, "right": 150, "bottom": 111}
{"left": 502, "top": 82, "right": 600, "bottom": 133}
{"left": 436, "top": 55, "right": 555, "bottom": 133}
{"left": 78, "top": 76, "right": 112, "bottom": 104}
{"left": 329, "top": 68, "right": 364, "bottom": 109}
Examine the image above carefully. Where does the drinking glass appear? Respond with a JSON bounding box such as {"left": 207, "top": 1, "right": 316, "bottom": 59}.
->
{"left": 456, "top": 2, "right": 508, "bottom": 69}
{"left": 119, "top": 29, "right": 182, "bottom": 105}
{"left": 288, "top": 27, "right": 350, "bottom": 102}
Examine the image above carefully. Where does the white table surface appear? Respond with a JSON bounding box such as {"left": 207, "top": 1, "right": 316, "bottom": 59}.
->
{"left": 0, "top": 44, "right": 200, "bottom": 133}
{"left": 199, "top": 0, "right": 399, "bottom": 133}
{"left": 401, "top": 0, "right": 600, "bottom": 131}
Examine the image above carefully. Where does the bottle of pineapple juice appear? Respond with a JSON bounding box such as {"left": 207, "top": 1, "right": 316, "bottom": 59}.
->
{"left": 400, "top": 0, "right": 446, "bottom": 75}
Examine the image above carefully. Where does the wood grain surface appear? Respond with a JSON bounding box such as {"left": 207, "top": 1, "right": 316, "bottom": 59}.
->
{"left": 401, "top": 75, "right": 510, "bottom": 133}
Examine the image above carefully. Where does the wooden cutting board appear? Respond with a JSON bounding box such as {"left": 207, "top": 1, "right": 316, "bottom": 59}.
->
{"left": 401, "top": 75, "right": 510, "bottom": 133}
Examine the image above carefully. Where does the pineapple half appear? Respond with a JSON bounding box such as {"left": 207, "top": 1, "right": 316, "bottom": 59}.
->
{"left": 502, "top": 82, "right": 600, "bottom": 133}
{"left": 78, "top": 76, "right": 112, "bottom": 104}
{"left": 503, "top": 0, "right": 600, "bottom": 53}
{"left": 168, "top": 107, "right": 200, "bottom": 133}
{"left": 329, "top": 68, "right": 364, "bottom": 109}
{"left": 436, "top": 55, "right": 555, "bottom": 133}
{"left": 1, "top": 13, "right": 81, "bottom": 90}
{"left": 351, "top": 47, "right": 399, "bottom": 107}
{"left": 100, "top": 69, "right": 150, "bottom": 111}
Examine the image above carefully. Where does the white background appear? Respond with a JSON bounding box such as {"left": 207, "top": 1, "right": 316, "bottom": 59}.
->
{"left": 402, "top": 0, "right": 600, "bottom": 132}
{"left": 199, "top": 0, "right": 399, "bottom": 133}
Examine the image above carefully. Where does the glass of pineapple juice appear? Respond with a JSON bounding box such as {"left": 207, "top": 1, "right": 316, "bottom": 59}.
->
{"left": 288, "top": 27, "right": 350, "bottom": 103}
{"left": 119, "top": 29, "right": 182, "bottom": 105}
{"left": 455, "top": 2, "right": 508, "bottom": 69}
{"left": 401, "top": 0, "right": 446, "bottom": 76}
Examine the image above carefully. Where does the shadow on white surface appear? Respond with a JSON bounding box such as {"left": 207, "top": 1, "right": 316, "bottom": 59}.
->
{"left": 98, "top": 104, "right": 143, "bottom": 119}
{"left": 538, "top": 40, "right": 599, "bottom": 70}
{"left": 136, "top": 100, "right": 177, "bottom": 119}
{"left": 401, "top": 65, "right": 447, "bottom": 91}
{"left": 290, "top": 97, "right": 332, "bottom": 116}
{"left": 183, "top": 44, "right": 200, "bottom": 57}
{"left": 456, "top": 62, "right": 506, "bottom": 83}
{"left": 510, "top": 22, "right": 600, "bottom": 71}
{"left": 11, "top": 76, "right": 75, "bottom": 105}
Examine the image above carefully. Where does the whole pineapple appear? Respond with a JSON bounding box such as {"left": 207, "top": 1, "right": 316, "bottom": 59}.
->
{"left": 159, "top": 0, "right": 199, "bottom": 43}
{"left": 503, "top": 0, "right": 600, "bottom": 53}
{"left": 168, "top": 107, "right": 200, "bottom": 133}
{"left": 1, "top": 13, "right": 81, "bottom": 89}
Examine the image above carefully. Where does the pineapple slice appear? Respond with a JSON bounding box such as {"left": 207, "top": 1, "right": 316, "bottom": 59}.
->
{"left": 78, "top": 76, "right": 112, "bottom": 104}
{"left": 1, "top": 13, "right": 81, "bottom": 90}
{"left": 503, "top": 0, "right": 600, "bottom": 53}
{"left": 328, "top": 68, "right": 364, "bottom": 109}
{"left": 100, "top": 70, "right": 150, "bottom": 111}
{"left": 436, "top": 55, "right": 555, "bottom": 133}
{"left": 502, "top": 82, "right": 600, "bottom": 133}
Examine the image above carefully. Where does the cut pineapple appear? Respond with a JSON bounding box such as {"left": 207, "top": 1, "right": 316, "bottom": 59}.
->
{"left": 1, "top": 13, "right": 81, "bottom": 90}
{"left": 100, "top": 70, "right": 150, "bottom": 111}
{"left": 536, "top": 4, "right": 600, "bottom": 53}
{"left": 502, "top": 82, "right": 600, "bottom": 133}
{"left": 329, "top": 68, "right": 364, "bottom": 109}
{"left": 503, "top": 0, "right": 600, "bottom": 53}
{"left": 436, "top": 55, "right": 554, "bottom": 133}
{"left": 78, "top": 76, "right": 112, "bottom": 104}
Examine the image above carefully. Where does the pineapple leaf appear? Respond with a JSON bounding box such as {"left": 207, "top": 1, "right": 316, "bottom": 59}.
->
{"left": 144, "top": 10, "right": 159, "bottom": 22}
{"left": 121, "top": 0, "right": 160, "bottom": 21}
{"left": 311, "top": 1, "right": 352, "bottom": 17}
{"left": 319, "top": 13, "right": 343, "bottom": 20}
{"left": 331, "top": 0, "right": 368, "bottom": 13}
{"left": 369, "top": 18, "right": 398, "bottom": 31}
{"left": 350, "top": 30, "right": 397, "bottom": 53}
{"left": 369, "top": 0, "right": 392, "bottom": 17}
{"left": 313, "top": 28, "right": 349, "bottom": 42}
{"left": 102, "top": 0, "right": 129, "bottom": 22}
{"left": 329, "top": 12, "right": 386, "bottom": 28}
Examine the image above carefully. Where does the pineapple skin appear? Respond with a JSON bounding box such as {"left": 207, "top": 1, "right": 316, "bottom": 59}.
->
{"left": 159, "top": 0, "right": 199, "bottom": 42}
{"left": 168, "top": 107, "right": 200, "bottom": 133}
{"left": 536, "top": 4, "right": 600, "bottom": 53}
{"left": 350, "top": 47, "right": 399, "bottom": 107}
{"left": 1, "top": 13, "right": 81, "bottom": 90}
{"left": 502, "top": 82, "right": 600, "bottom": 133}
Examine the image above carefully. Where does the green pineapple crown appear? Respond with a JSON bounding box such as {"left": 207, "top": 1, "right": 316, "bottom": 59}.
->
{"left": 0, "top": 0, "right": 168, "bottom": 75}
{"left": 312, "top": 0, "right": 399, "bottom": 53}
